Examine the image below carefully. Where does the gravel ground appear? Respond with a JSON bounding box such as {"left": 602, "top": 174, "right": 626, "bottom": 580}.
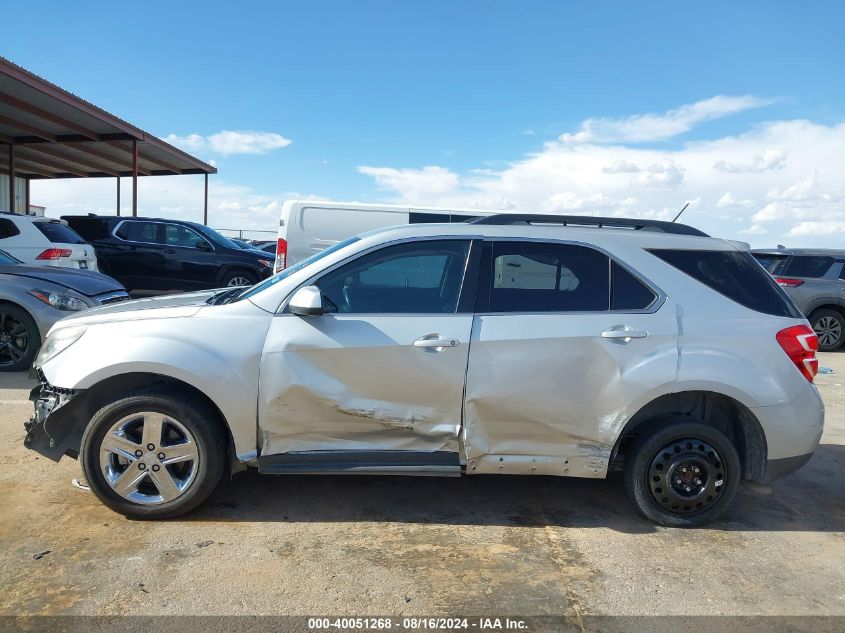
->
{"left": 0, "top": 355, "right": 843, "bottom": 619}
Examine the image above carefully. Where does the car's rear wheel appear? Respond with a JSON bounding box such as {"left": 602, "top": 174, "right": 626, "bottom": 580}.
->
{"left": 810, "top": 308, "right": 844, "bottom": 351}
{"left": 220, "top": 269, "right": 257, "bottom": 288}
{"left": 80, "top": 389, "right": 226, "bottom": 519}
{"left": 0, "top": 304, "right": 40, "bottom": 372}
{"left": 624, "top": 420, "right": 741, "bottom": 527}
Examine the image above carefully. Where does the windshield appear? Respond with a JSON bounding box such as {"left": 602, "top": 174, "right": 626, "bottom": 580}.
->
{"left": 0, "top": 249, "right": 20, "bottom": 265}
{"left": 235, "top": 236, "right": 361, "bottom": 302}
{"left": 191, "top": 224, "right": 247, "bottom": 251}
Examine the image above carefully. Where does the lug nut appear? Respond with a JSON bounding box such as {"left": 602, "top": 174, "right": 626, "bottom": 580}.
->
{"left": 684, "top": 485, "right": 691, "bottom": 492}
{"left": 134, "top": 450, "right": 143, "bottom": 458}
{"left": 152, "top": 464, "right": 160, "bottom": 472}
{"left": 693, "top": 467, "right": 700, "bottom": 473}
{"left": 138, "top": 463, "right": 146, "bottom": 470}
{"left": 675, "top": 478, "right": 682, "bottom": 484}
{"left": 681, "top": 467, "right": 688, "bottom": 473}
{"left": 147, "top": 443, "right": 155, "bottom": 451}
{"left": 695, "top": 478, "right": 702, "bottom": 485}
{"left": 158, "top": 452, "right": 165, "bottom": 460}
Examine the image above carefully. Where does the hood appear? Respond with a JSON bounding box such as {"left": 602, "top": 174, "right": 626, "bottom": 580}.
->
{"left": 52, "top": 289, "right": 218, "bottom": 328}
{"left": 0, "top": 265, "right": 124, "bottom": 297}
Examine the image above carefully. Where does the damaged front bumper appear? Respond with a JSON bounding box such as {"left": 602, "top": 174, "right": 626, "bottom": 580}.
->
{"left": 24, "top": 373, "right": 83, "bottom": 462}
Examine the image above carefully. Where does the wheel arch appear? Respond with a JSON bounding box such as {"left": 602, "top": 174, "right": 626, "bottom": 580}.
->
{"left": 216, "top": 263, "right": 260, "bottom": 286}
{"left": 806, "top": 301, "right": 845, "bottom": 319}
{"left": 610, "top": 390, "right": 768, "bottom": 480}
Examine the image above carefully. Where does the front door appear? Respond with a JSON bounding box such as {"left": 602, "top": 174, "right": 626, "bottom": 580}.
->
{"left": 463, "top": 240, "right": 679, "bottom": 478}
{"left": 258, "top": 238, "right": 478, "bottom": 473}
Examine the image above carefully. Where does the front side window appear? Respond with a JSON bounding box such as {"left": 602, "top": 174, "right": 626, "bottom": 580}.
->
{"left": 485, "top": 242, "right": 610, "bottom": 312}
{"left": 165, "top": 224, "right": 207, "bottom": 248}
{"left": 315, "top": 240, "right": 470, "bottom": 314}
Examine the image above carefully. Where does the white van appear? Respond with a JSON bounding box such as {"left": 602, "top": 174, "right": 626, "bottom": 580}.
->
{"left": 273, "top": 201, "right": 494, "bottom": 272}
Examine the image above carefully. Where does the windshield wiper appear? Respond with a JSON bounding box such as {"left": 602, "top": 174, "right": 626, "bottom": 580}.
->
{"left": 207, "top": 287, "right": 243, "bottom": 305}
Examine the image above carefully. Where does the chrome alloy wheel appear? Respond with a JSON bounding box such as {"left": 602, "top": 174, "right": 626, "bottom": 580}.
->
{"left": 226, "top": 276, "right": 251, "bottom": 287}
{"left": 648, "top": 438, "right": 725, "bottom": 516}
{"left": 99, "top": 412, "right": 199, "bottom": 505}
{"left": 813, "top": 315, "right": 842, "bottom": 348}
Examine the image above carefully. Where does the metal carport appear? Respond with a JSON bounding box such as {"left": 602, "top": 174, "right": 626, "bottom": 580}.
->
{"left": 0, "top": 56, "right": 216, "bottom": 221}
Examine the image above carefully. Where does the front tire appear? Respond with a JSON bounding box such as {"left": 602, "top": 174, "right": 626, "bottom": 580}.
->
{"left": 624, "top": 421, "right": 741, "bottom": 527}
{"left": 80, "top": 389, "right": 226, "bottom": 519}
{"left": 220, "top": 269, "right": 257, "bottom": 288}
{"left": 0, "top": 304, "right": 40, "bottom": 372}
{"left": 810, "top": 308, "right": 844, "bottom": 352}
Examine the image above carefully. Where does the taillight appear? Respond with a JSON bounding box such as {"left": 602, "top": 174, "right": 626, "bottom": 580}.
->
{"left": 274, "top": 238, "right": 288, "bottom": 273}
{"left": 776, "top": 324, "right": 819, "bottom": 382}
{"left": 775, "top": 277, "right": 805, "bottom": 288}
{"left": 36, "top": 248, "right": 72, "bottom": 260}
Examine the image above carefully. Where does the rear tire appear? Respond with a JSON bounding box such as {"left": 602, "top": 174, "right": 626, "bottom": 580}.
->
{"left": 624, "top": 420, "right": 741, "bottom": 527}
{"left": 809, "top": 308, "right": 844, "bottom": 352}
{"left": 0, "top": 304, "right": 40, "bottom": 372}
{"left": 80, "top": 389, "right": 226, "bottom": 519}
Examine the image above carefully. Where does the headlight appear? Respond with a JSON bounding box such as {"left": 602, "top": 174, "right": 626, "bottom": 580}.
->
{"left": 35, "top": 325, "right": 87, "bottom": 366}
{"left": 258, "top": 259, "right": 274, "bottom": 269}
{"left": 28, "top": 289, "right": 89, "bottom": 312}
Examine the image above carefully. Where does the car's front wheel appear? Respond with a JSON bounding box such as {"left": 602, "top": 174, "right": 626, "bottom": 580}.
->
{"left": 80, "top": 389, "right": 226, "bottom": 519}
{"left": 624, "top": 420, "right": 741, "bottom": 527}
{"left": 220, "top": 269, "right": 257, "bottom": 288}
{"left": 0, "top": 304, "right": 40, "bottom": 372}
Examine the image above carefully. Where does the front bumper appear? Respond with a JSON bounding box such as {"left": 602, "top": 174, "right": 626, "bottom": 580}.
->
{"left": 24, "top": 377, "right": 83, "bottom": 462}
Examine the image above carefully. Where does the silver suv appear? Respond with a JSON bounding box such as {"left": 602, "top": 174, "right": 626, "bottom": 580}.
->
{"left": 24, "top": 215, "right": 824, "bottom": 527}
{"left": 752, "top": 248, "right": 845, "bottom": 351}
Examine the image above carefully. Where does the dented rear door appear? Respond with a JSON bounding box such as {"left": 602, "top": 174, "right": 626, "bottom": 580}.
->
{"left": 257, "top": 238, "right": 478, "bottom": 464}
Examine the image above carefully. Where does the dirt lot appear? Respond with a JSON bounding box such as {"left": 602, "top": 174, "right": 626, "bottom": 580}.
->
{"left": 0, "top": 356, "right": 843, "bottom": 620}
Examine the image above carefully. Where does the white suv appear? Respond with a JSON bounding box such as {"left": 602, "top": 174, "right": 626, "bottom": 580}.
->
{"left": 0, "top": 212, "right": 98, "bottom": 270}
{"left": 24, "top": 215, "right": 824, "bottom": 527}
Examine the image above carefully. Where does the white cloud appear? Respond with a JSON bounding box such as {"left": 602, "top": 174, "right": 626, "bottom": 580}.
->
{"left": 560, "top": 95, "right": 773, "bottom": 144}
{"left": 358, "top": 114, "right": 845, "bottom": 247}
{"left": 714, "top": 148, "right": 787, "bottom": 173}
{"left": 164, "top": 130, "right": 292, "bottom": 156}
{"left": 357, "top": 166, "right": 459, "bottom": 201}
{"left": 788, "top": 221, "right": 845, "bottom": 236}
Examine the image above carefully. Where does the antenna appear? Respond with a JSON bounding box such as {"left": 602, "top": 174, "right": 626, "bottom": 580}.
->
{"left": 672, "top": 202, "right": 690, "bottom": 223}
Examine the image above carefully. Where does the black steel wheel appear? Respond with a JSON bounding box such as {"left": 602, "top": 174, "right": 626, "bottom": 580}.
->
{"left": 624, "top": 420, "right": 741, "bottom": 527}
{"left": 0, "top": 305, "right": 40, "bottom": 372}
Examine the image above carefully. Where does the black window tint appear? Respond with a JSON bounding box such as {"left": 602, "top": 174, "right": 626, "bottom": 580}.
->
{"left": 650, "top": 249, "right": 802, "bottom": 318}
{"left": 409, "top": 212, "right": 482, "bottom": 224}
{"left": 315, "top": 240, "right": 470, "bottom": 314}
{"left": 752, "top": 253, "right": 789, "bottom": 274}
{"left": 117, "top": 221, "right": 162, "bottom": 243}
{"left": 784, "top": 256, "right": 834, "bottom": 278}
{"left": 611, "top": 262, "right": 657, "bottom": 310}
{"left": 0, "top": 219, "right": 21, "bottom": 239}
{"left": 487, "top": 242, "right": 610, "bottom": 312}
{"left": 65, "top": 218, "right": 110, "bottom": 241}
{"left": 840, "top": 264, "right": 845, "bottom": 281}
{"left": 32, "top": 221, "right": 86, "bottom": 244}
{"left": 165, "top": 224, "right": 204, "bottom": 248}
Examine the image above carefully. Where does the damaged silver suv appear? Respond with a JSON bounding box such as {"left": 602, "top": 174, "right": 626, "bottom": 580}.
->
{"left": 24, "top": 215, "right": 824, "bottom": 527}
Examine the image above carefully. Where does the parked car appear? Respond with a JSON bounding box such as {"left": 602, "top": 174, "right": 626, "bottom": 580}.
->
{"left": 274, "top": 200, "right": 495, "bottom": 272}
{"left": 25, "top": 215, "right": 823, "bottom": 527}
{"left": 0, "top": 248, "right": 129, "bottom": 371}
{"left": 62, "top": 215, "right": 275, "bottom": 292}
{"left": 752, "top": 248, "right": 845, "bottom": 351}
{"left": 0, "top": 212, "right": 98, "bottom": 271}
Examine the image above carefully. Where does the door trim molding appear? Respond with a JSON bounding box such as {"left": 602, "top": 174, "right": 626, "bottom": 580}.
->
{"left": 258, "top": 450, "right": 461, "bottom": 476}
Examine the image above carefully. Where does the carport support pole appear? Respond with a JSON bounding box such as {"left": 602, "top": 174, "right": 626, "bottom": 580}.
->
{"left": 132, "top": 140, "right": 138, "bottom": 217}
{"left": 8, "top": 143, "right": 14, "bottom": 213}
{"left": 203, "top": 173, "right": 208, "bottom": 225}
{"left": 116, "top": 176, "right": 120, "bottom": 216}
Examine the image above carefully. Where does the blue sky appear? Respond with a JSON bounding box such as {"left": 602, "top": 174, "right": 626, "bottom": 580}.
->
{"left": 5, "top": 1, "right": 845, "bottom": 245}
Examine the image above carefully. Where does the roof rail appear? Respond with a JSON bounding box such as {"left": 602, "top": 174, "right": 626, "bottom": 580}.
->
{"left": 469, "top": 214, "right": 709, "bottom": 237}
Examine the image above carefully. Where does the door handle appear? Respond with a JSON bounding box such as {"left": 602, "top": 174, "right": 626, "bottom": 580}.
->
{"left": 413, "top": 334, "right": 460, "bottom": 351}
{"left": 601, "top": 327, "right": 648, "bottom": 343}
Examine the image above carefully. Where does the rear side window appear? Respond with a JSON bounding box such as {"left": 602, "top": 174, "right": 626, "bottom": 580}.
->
{"left": 33, "top": 221, "right": 86, "bottom": 244}
{"left": 650, "top": 249, "right": 802, "bottom": 318}
{"left": 611, "top": 262, "right": 657, "bottom": 310}
{"left": 116, "top": 221, "right": 162, "bottom": 243}
{"left": 0, "top": 219, "right": 21, "bottom": 239}
{"left": 485, "top": 242, "right": 610, "bottom": 312}
{"left": 410, "top": 212, "right": 482, "bottom": 224}
{"left": 65, "top": 218, "right": 111, "bottom": 241}
{"left": 783, "top": 256, "right": 835, "bottom": 278}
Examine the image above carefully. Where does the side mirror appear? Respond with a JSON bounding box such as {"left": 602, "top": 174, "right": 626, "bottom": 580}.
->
{"left": 196, "top": 240, "right": 212, "bottom": 252}
{"left": 289, "top": 285, "right": 325, "bottom": 316}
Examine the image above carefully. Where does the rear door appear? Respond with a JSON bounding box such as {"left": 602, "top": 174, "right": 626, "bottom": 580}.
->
{"left": 258, "top": 238, "right": 478, "bottom": 473}
{"left": 463, "top": 240, "right": 679, "bottom": 478}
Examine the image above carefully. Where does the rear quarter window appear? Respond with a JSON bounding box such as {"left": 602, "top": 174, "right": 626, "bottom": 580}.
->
{"left": 0, "top": 219, "right": 21, "bottom": 239}
{"left": 650, "top": 249, "right": 802, "bottom": 318}
{"left": 752, "top": 253, "right": 789, "bottom": 274}
{"left": 33, "top": 221, "right": 86, "bottom": 244}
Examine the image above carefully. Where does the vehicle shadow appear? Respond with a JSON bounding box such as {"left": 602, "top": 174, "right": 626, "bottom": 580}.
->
{"left": 191, "top": 443, "right": 845, "bottom": 534}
